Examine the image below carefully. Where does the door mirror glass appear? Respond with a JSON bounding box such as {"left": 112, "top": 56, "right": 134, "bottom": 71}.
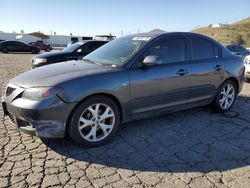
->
{"left": 142, "top": 55, "right": 161, "bottom": 66}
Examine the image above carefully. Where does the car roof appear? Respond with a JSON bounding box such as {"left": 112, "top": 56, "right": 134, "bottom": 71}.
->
{"left": 80, "top": 40, "right": 107, "bottom": 43}
{"left": 130, "top": 32, "right": 224, "bottom": 47}
{"left": 75, "top": 40, "right": 108, "bottom": 45}
{"left": 130, "top": 31, "right": 206, "bottom": 37}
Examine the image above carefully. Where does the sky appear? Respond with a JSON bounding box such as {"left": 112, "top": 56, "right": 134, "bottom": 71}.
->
{"left": 0, "top": 0, "right": 249, "bottom": 37}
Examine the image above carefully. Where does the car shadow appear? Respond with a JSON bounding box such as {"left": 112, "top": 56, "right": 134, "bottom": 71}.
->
{"left": 42, "top": 96, "right": 250, "bottom": 173}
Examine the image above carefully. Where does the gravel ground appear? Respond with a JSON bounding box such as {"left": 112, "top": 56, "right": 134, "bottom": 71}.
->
{"left": 0, "top": 53, "right": 250, "bottom": 188}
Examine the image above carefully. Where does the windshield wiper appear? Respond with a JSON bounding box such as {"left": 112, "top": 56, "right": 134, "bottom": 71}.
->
{"left": 82, "top": 59, "right": 102, "bottom": 66}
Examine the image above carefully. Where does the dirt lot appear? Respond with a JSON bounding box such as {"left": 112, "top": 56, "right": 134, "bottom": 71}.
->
{"left": 0, "top": 53, "right": 250, "bottom": 188}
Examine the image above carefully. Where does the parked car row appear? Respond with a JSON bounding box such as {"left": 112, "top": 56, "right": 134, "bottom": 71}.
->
{"left": 28, "top": 41, "right": 52, "bottom": 52}
{"left": 0, "top": 40, "right": 52, "bottom": 53}
{"left": 225, "top": 44, "right": 250, "bottom": 58}
{"left": 2, "top": 32, "right": 245, "bottom": 147}
{"left": 244, "top": 55, "right": 250, "bottom": 82}
{"left": 0, "top": 41, "right": 40, "bottom": 53}
{"left": 32, "top": 40, "right": 107, "bottom": 68}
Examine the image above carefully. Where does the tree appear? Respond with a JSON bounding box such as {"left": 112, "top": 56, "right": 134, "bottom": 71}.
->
{"left": 29, "top": 32, "right": 50, "bottom": 39}
{"left": 231, "top": 34, "right": 245, "bottom": 45}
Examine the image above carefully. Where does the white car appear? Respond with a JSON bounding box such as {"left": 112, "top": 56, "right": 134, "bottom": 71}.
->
{"left": 244, "top": 55, "right": 250, "bottom": 82}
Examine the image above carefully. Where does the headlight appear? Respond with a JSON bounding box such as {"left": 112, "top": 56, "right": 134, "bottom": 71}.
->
{"left": 22, "top": 87, "right": 58, "bottom": 101}
{"left": 32, "top": 58, "right": 47, "bottom": 65}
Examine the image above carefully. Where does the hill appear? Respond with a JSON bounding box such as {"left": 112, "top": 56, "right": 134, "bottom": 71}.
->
{"left": 150, "top": 29, "right": 165, "bottom": 32}
{"left": 194, "top": 17, "right": 250, "bottom": 46}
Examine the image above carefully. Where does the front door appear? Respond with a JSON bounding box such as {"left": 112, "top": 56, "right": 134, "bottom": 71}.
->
{"left": 129, "top": 35, "right": 191, "bottom": 117}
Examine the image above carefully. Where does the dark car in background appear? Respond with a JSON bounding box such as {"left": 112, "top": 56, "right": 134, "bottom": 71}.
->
{"left": 29, "top": 41, "right": 52, "bottom": 52}
{"left": 32, "top": 40, "right": 108, "bottom": 68}
{"left": 225, "top": 44, "right": 250, "bottom": 58}
{"left": 2, "top": 32, "right": 244, "bottom": 147}
{"left": 0, "top": 41, "right": 40, "bottom": 53}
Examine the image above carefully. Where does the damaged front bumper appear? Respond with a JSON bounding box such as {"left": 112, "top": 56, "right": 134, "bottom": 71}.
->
{"left": 2, "top": 96, "right": 76, "bottom": 138}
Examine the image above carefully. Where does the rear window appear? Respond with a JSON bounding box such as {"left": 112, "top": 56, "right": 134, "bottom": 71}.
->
{"left": 191, "top": 36, "right": 216, "bottom": 60}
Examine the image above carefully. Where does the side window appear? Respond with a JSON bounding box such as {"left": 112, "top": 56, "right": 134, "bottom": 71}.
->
{"left": 79, "top": 44, "right": 88, "bottom": 53}
{"left": 227, "top": 45, "right": 235, "bottom": 52}
{"left": 97, "top": 42, "right": 106, "bottom": 48}
{"left": 16, "top": 42, "right": 25, "bottom": 46}
{"left": 214, "top": 45, "right": 221, "bottom": 58}
{"left": 142, "top": 36, "right": 186, "bottom": 64}
{"left": 87, "top": 43, "right": 100, "bottom": 52}
{"left": 235, "top": 46, "right": 244, "bottom": 52}
{"left": 80, "top": 43, "right": 98, "bottom": 53}
{"left": 191, "top": 37, "right": 215, "bottom": 60}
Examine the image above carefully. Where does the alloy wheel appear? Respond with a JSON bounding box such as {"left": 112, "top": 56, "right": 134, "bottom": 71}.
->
{"left": 219, "top": 83, "right": 235, "bottom": 109}
{"left": 78, "top": 103, "right": 115, "bottom": 142}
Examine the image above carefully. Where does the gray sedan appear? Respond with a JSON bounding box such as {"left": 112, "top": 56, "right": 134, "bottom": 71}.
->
{"left": 2, "top": 32, "right": 244, "bottom": 147}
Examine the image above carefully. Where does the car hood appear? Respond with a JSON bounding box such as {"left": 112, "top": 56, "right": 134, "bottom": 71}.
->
{"left": 10, "top": 60, "right": 114, "bottom": 88}
{"left": 33, "top": 51, "right": 71, "bottom": 59}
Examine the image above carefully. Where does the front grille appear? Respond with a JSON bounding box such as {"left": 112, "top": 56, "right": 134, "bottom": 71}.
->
{"left": 6, "top": 86, "right": 16, "bottom": 96}
{"left": 8, "top": 112, "right": 16, "bottom": 125}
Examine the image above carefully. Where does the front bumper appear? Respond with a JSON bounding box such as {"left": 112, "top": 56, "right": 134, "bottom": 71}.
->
{"left": 2, "top": 95, "right": 76, "bottom": 138}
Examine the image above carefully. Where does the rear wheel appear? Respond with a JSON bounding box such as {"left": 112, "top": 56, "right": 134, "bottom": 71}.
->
{"left": 212, "top": 80, "right": 237, "bottom": 112}
{"left": 68, "top": 96, "right": 120, "bottom": 147}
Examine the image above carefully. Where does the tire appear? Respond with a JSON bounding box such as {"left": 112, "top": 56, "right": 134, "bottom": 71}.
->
{"left": 46, "top": 48, "right": 51, "bottom": 52}
{"left": 31, "top": 48, "right": 39, "bottom": 54}
{"left": 2, "top": 48, "right": 8, "bottom": 53}
{"left": 68, "top": 96, "right": 120, "bottom": 147}
{"left": 212, "top": 80, "right": 237, "bottom": 112}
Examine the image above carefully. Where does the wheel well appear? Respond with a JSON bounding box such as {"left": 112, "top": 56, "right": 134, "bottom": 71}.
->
{"left": 65, "top": 93, "right": 123, "bottom": 132}
{"left": 224, "top": 77, "right": 239, "bottom": 93}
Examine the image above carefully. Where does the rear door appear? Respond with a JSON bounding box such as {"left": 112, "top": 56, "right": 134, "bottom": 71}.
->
{"left": 129, "top": 35, "right": 192, "bottom": 117}
{"left": 189, "top": 35, "right": 223, "bottom": 102}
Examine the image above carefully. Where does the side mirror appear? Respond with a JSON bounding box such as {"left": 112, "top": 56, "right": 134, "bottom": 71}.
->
{"left": 76, "top": 49, "right": 82, "bottom": 53}
{"left": 142, "top": 55, "right": 161, "bottom": 66}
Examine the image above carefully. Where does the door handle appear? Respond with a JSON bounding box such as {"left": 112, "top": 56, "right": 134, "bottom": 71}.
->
{"left": 214, "top": 65, "right": 223, "bottom": 71}
{"left": 176, "top": 69, "right": 189, "bottom": 76}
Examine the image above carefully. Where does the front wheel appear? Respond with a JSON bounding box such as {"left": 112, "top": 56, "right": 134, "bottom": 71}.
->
{"left": 68, "top": 96, "right": 120, "bottom": 147}
{"left": 31, "top": 48, "right": 39, "bottom": 54}
{"left": 2, "top": 48, "right": 8, "bottom": 53}
{"left": 212, "top": 80, "right": 237, "bottom": 112}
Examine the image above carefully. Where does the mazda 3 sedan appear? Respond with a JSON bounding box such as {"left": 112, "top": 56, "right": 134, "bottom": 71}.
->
{"left": 2, "top": 32, "right": 244, "bottom": 147}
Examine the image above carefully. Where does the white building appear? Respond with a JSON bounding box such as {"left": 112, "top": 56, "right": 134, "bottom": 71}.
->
{"left": 0, "top": 32, "right": 39, "bottom": 43}
{"left": 0, "top": 32, "right": 92, "bottom": 47}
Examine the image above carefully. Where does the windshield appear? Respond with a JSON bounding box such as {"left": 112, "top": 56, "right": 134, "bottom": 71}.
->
{"left": 63, "top": 42, "right": 82, "bottom": 52}
{"left": 83, "top": 36, "right": 151, "bottom": 66}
